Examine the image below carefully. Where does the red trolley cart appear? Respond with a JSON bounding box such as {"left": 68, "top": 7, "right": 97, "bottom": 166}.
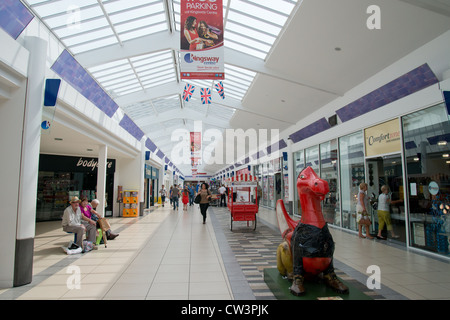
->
{"left": 227, "top": 174, "right": 259, "bottom": 231}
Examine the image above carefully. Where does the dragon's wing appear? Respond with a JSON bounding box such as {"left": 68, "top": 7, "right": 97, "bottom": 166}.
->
{"left": 276, "top": 199, "right": 298, "bottom": 236}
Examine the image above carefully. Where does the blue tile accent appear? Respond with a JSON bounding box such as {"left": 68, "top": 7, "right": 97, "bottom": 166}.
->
{"left": 289, "top": 118, "right": 331, "bottom": 144}
{"left": 336, "top": 64, "right": 439, "bottom": 123}
{"left": 405, "top": 141, "right": 417, "bottom": 150}
{"left": 444, "top": 91, "right": 450, "bottom": 115}
{"left": 51, "top": 50, "right": 119, "bottom": 118}
{"left": 0, "top": 0, "right": 34, "bottom": 40}
{"left": 119, "top": 114, "right": 144, "bottom": 141}
{"left": 427, "top": 133, "right": 450, "bottom": 146}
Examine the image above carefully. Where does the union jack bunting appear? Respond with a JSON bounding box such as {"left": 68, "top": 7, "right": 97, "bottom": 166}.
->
{"left": 214, "top": 81, "right": 225, "bottom": 99}
{"left": 200, "top": 87, "right": 212, "bottom": 104}
{"left": 183, "top": 83, "right": 195, "bottom": 102}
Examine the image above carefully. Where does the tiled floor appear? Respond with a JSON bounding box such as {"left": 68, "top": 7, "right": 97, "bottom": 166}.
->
{"left": 1, "top": 203, "right": 450, "bottom": 300}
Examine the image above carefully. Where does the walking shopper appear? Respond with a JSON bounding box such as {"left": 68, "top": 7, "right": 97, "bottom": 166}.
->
{"left": 159, "top": 185, "right": 167, "bottom": 207}
{"left": 172, "top": 184, "right": 180, "bottom": 210}
{"left": 198, "top": 183, "right": 212, "bottom": 224}
{"left": 219, "top": 184, "right": 227, "bottom": 207}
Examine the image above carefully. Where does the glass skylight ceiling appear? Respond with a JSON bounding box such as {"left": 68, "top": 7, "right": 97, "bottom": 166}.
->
{"left": 23, "top": 0, "right": 300, "bottom": 174}
{"left": 26, "top": 0, "right": 168, "bottom": 54}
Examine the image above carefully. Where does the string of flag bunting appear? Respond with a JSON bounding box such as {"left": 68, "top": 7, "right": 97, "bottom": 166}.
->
{"left": 183, "top": 81, "right": 225, "bottom": 104}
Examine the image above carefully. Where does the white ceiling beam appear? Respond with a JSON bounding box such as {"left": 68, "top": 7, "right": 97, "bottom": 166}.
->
{"left": 115, "top": 81, "right": 296, "bottom": 125}
{"left": 138, "top": 108, "right": 231, "bottom": 128}
{"left": 75, "top": 31, "right": 342, "bottom": 96}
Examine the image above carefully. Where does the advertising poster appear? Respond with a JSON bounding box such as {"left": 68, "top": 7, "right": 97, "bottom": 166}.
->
{"left": 180, "top": 0, "right": 224, "bottom": 80}
{"left": 190, "top": 132, "right": 202, "bottom": 167}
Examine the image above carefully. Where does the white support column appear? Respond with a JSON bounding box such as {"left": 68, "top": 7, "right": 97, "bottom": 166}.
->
{"left": 287, "top": 139, "right": 294, "bottom": 203}
{"left": 97, "top": 145, "right": 108, "bottom": 218}
{"left": 14, "top": 36, "right": 47, "bottom": 287}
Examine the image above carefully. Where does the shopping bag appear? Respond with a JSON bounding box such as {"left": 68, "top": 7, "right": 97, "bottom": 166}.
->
{"left": 98, "top": 217, "right": 111, "bottom": 231}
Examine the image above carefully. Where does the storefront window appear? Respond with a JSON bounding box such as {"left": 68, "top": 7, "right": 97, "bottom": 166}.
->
{"left": 320, "top": 140, "right": 340, "bottom": 226}
{"left": 402, "top": 103, "right": 450, "bottom": 255}
{"left": 293, "top": 150, "right": 305, "bottom": 217}
{"left": 262, "top": 162, "right": 269, "bottom": 206}
{"left": 339, "top": 131, "right": 365, "bottom": 231}
{"left": 36, "top": 155, "right": 115, "bottom": 221}
{"left": 305, "top": 145, "right": 320, "bottom": 173}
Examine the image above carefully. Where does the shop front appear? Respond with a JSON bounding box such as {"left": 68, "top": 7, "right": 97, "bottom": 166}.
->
{"left": 144, "top": 164, "right": 160, "bottom": 208}
{"left": 253, "top": 157, "right": 285, "bottom": 210}
{"left": 37, "top": 154, "right": 115, "bottom": 221}
{"left": 291, "top": 102, "right": 450, "bottom": 257}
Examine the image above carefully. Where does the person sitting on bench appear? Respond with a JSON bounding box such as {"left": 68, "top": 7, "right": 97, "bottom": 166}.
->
{"left": 62, "top": 196, "right": 97, "bottom": 251}
{"left": 89, "top": 199, "right": 119, "bottom": 240}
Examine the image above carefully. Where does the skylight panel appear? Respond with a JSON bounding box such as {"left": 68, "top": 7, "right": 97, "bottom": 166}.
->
{"left": 113, "top": 82, "right": 142, "bottom": 92}
{"left": 69, "top": 36, "right": 118, "bottom": 54}
{"left": 142, "top": 74, "right": 177, "bottom": 88}
{"left": 89, "top": 59, "right": 129, "bottom": 73}
{"left": 109, "top": 4, "right": 165, "bottom": 25}
{"left": 139, "top": 69, "right": 175, "bottom": 82}
{"left": 231, "top": 1, "right": 288, "bottom": 25}
{"left": 61, "top": 27, "right": 115, "bottom": 47}
{"left": 115, "top": 87, "right": 142, "bottom": 97}
{"left": 136, "top": 63, "right": 175, "bottom": 78}
{"left": 224, "top": 40, "right": 266, "bottom": 60}
{"left": 101, "top": 74, "right": 137, "bottom": 88}
{"left": 225, "top": 21, "right": 277, "bottom": 43}
{"left": 119, "top": 24, "right": 168, "bottom": 41}
{"left": 94, "top": 68, "right": 135, "bottom": 83}
{"left": 243, "top": 0, "right": 296, "bottom": 16}
{"left": 225, "top": 31, "right": 272, "bottom": 54}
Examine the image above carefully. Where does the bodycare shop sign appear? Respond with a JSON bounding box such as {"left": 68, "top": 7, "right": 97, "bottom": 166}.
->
{"left": 180, "top": 0, "right": 224, "bottom": 80}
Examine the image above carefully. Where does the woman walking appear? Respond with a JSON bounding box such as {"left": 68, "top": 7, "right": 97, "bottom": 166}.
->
{"left": 198, "top": 183, "right": 212, "bottom": 224}
{"left": 182, "top": 186, "right": 189, "bottom": 211}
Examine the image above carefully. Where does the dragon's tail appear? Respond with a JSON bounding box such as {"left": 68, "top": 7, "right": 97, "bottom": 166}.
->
{"left": 276, "top": 199, "right": 298, "bottom": 237}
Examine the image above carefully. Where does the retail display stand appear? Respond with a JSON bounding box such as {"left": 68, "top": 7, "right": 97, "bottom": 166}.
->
{"left": 123, "top": 190, "right": 139, "bottom": 217}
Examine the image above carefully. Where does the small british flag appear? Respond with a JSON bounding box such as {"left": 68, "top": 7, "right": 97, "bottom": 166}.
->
{"left": 214, "top": 81, "right": 225, "bottom": 99}
{"left": 183, "top": 83, "right": 195, "bottom": 102}
{"left": 200, "top": 88, "right": 212, "bottom": 104}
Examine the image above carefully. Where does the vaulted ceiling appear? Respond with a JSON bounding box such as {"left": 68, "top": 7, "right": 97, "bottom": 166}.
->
{"left": 28, "top": 0, "right": 450, "bottom": 176}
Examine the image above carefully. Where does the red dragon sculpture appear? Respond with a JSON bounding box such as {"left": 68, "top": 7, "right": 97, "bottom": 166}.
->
{"left": 276, "top": 167, "right": 349, "bottom": 296}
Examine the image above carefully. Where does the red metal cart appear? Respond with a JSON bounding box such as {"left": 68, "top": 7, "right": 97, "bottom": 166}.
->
{"left": 227, "top": 174, "right": 259, "bottom": 231}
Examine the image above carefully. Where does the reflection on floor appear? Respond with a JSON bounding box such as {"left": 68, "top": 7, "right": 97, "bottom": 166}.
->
{"left": 1, "top": 204, "right": 450, "bottom": 300}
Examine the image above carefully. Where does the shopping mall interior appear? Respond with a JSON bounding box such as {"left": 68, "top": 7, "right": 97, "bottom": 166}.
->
{"left": 1, "top": 0, "right": 450, "bottom": 303}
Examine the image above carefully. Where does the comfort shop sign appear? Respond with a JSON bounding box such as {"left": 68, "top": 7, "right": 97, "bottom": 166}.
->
{"left": 364, "top": 119, "right": 401, "bottom": 157}
{"left": 39, "top": 154, "right": 116, "bottom": 173}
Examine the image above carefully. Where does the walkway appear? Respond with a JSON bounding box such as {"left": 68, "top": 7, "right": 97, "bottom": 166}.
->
{"left": 1, "top": 203, "right": 450, "bottom": 300}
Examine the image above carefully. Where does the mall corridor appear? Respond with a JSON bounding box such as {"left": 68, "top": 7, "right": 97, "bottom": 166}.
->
{"left": 1, "top": 204, "right": 450, "bottom": 300}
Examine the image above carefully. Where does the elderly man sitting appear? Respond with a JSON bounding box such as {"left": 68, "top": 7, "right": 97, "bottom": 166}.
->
{"left": 62, "top": 196, "right": 97, "bottom": 252}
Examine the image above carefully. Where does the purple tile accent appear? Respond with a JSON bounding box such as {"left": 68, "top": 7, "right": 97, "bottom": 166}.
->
{"left": 119, "top": 114, "right": 144, "bottom": 141}
{"left": 145, "top": 138, "right": 158, "bottom": 153}
{"left": 0, "top": 0, "right": 34, "bottom": 40}
{"left": 165, "top": 157, "right": 170, "bottom": 164}
{"left": 51, "top": 50, "right": 119, "bottom": 118}
{"left": 267, "top": 139, "right": 288, "bottom": 154}
{"left": 289, "top": 118, "right": 331, "bottom": 144}
{"left": 156, "top": 150, "right": 164, "bottom": 159}
{"left": 336, "top": 64, "right": 439, "bottom": 123}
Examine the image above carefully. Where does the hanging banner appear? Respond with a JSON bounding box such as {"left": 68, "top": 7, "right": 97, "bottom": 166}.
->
{"left": 190, "top": 132, "right": 202, "bottom": 166}
{"left": 180, "top": 0, "right": 224, "bottom": 80}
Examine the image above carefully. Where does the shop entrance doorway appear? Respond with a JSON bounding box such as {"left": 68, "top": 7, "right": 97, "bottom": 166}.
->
{"left": 366, "top": 155, "right": 406, "bottom": 243}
